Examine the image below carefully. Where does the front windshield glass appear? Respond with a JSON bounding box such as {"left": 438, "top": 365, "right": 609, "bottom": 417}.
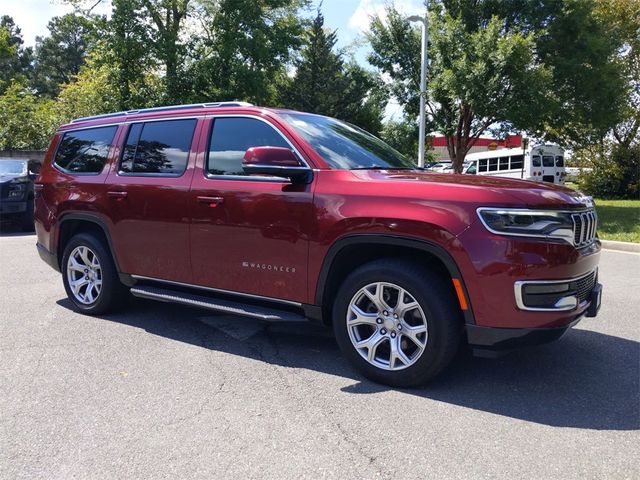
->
{"left": 0, "top": 160, "right": 27, "bottom": 175}
{"left": 279, "top": 113, "right": 416, "bottom": 170}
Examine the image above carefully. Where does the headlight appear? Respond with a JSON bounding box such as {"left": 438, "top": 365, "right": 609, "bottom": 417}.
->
{"left": 8, "top": 182, "right": 26, "bottom": 198}
{"left": 477, "top": 208, "right": 574, "bottom": 243}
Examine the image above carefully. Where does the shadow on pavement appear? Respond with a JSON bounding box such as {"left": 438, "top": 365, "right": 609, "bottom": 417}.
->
{"left": 57, "top": 296, "right": 639, "bottom": 431}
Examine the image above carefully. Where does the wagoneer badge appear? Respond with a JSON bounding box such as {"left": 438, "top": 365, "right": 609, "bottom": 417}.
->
{"left": 242, "top": 261, "right": 296, "bottom": 273}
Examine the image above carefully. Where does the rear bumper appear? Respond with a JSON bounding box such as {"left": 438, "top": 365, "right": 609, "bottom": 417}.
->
{"left": 37, "top": 242, "right": 60, "bottom": 272}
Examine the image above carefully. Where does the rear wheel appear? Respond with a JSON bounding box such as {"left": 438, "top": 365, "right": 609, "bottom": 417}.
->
{"left": 332, "top": 259, "right": 461, "bottom": 387}
{"left": 61, "top": 232, "right": 127, "bottom": 315}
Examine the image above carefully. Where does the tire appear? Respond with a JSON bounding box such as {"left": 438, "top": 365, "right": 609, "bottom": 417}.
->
{"left": 61, "top": 232, "right": 128, "bottom": 315}
{"left": 332, "top": 259, "right": 462, "bottom": 387}
{"left": 20, "top": 197, "right": 34, "bottom": 232}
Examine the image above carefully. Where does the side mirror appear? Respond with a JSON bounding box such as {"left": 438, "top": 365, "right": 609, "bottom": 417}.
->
{"left": 242, "top": 147, "right": 312, "bottom": 183}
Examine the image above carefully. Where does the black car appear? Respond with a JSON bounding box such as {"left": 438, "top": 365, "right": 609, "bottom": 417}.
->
{"left": 0, "top": 158, "right": 40, "bottom": 231}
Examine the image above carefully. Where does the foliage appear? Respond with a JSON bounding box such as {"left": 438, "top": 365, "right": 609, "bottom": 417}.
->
{"left": 188, "top": 0, "right": 307, "bottom": 105}
{"left": 367, "top": 0, "right": 628, "bottom": 171}
{"left": 0, "top": 82, "right": 56, "bottom": 150}
{"left": 380, "top": 120, "right": 419, "bottom": 160}
{"left": 0, "top": 16, "right": 33, "bottom": 94}
{"left": 578, "top": 143, "right": 640, "bottom": 199}
{"left": 281, "top": 9, "right": 385, "bottom": 134}
{"left": 32, "top": 14, "right": 104, "bottom": 97}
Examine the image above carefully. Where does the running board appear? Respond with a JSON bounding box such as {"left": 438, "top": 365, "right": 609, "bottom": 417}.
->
{"left": 130, "top": 285, "right": 308, "bottom": 322}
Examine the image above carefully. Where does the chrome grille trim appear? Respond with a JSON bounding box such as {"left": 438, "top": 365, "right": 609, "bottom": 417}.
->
{"left": 572, "top": 209, "right": 597, "bottom": 248}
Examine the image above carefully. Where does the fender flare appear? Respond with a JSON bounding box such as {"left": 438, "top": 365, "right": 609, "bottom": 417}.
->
{"left": 315, "top": 234, "right": 475, "bottom": 325}
{"left": 56, "top": 212, "right": 128, "bottom": 282}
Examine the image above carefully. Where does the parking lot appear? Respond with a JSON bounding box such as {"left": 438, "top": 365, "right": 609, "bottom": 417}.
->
{"left": 1, "top": 229, "right": 638, "bottom": 479}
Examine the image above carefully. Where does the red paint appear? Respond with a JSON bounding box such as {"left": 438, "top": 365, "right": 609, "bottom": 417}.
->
{"left": 35, "top": 105, "right": 600, "bottom": 333}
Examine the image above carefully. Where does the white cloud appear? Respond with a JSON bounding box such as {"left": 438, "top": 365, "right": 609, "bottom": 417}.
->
{"left": 1, "top": 0, "right": 111, "bottom": 47}
{"left": 348, "top": 0, "right": 425, "bottom": 33}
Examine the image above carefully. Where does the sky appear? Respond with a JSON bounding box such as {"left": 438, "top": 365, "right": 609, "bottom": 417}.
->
{"left": 0, "top": 0, "right": 426, "bottom": 119}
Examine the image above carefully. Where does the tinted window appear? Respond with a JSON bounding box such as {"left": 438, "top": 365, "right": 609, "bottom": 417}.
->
{"left": 281, "top": 113, "right": 415, "bottom": 170}
{"left": 555, "top": 156, "right": 564, "bottom": 167}
{"left": 207, "top": 117, "right": 290, "bottom": 176}
{"left": 499, "top": 157, "right": 509, "bottom": 170}
{"left": 511, "top": 155, "right": 524, "bottom": 169}
{"left": 55, "top": 126, "right": 117, "bottom": 174}
{"left": 479, "top": 159, "right": 488, "bottom": 172}
{"left": 120, "top": 119, "right": 196, "bottom": 175}
{"left": 543, "top": 155, "right": 555, "bottom": 167}
{"left": 488, "top": 158, "right": 498, "bottom": 171}
{"left": 466, "top": 162, "right": 477, "bottom": 174}
{"left": 532, "top": 155, "right": 541, "bottom": 167}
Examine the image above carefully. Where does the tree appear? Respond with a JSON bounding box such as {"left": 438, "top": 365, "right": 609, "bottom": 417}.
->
{"left": 0, "top": 16, "right": 33, "bottom": 94}
{"left": 0, "top": 82, "right": 57, "bottom": 150}
{"left": 32, "top": 14, "right": 103, "bottom": 97}
{"left": 368, "top": 1, "right": 627, "bottom": 171}
{"left": 282, "top": 9, "right": 386, "bottom": 134}
{"left": 188, "top": 0, "right": 307, "bottom": 105}
{"left": 107, "top": 0, "right": 157, "bottom": 109}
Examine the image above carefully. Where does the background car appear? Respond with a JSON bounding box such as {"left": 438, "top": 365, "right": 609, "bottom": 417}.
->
{"left": 0, "top": 158, "right": 40, "bottom": 231}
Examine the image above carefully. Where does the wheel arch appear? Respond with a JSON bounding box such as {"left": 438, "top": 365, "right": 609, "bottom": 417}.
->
{"left": 55, "top": 213, "right": 133, "bottom": 286}
{"left": 315, "top": 234, "right": 475, "bottom": 326}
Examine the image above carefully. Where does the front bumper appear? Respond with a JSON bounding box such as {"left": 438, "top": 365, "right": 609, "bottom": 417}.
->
{"left": 0, "top": 200, "right": 27, "bottom": 215}
{"left": 467, "top": 282, "right": 602, "bottom": 356}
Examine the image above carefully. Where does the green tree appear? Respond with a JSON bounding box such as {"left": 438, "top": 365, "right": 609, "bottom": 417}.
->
{"left": 282, "top": 9, "right": 386, "bottom": 134}
{"left": 32, "top": 14, "right": 103, "bottom": 97}
{"left": 0, "top": 16, "right": 33, "bottom": 94}
{"left": 368, "top": 1, "right": 627, "bottom": 171}
{"left": 0, "top": 82, "right": 57, "bottom": 150}
{"left": 107, "top": 0, "right": 157, "bottom": 109}
{"left": 188, "top": 0, "right": 307, "bottom": 105}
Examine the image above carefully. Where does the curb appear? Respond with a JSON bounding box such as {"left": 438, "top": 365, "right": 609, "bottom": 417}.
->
{"left": 600, "top": 239, "right": 640, "bottom": 253}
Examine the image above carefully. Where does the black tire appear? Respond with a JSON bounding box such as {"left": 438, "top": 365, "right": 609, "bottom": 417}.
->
{"left": 332, "top": 259, "right": 462, "bottom": 387}
{"left": 20, "top": 197, "right": 34, "bottom": 232}
{"left": 61, "top": 232, "right": 128, "bottom": 315}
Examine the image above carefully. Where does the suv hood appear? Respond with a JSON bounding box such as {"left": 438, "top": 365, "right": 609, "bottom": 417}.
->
{"left": 0, "top": 173, "right": 24, "bottom": 183}
{"left": 354, "top": 169, "right": 593, "bottom": 209}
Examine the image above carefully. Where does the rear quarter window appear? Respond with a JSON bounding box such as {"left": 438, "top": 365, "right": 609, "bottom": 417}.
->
{"left": 54, "top": 126, "right": 118, "bottom": 174}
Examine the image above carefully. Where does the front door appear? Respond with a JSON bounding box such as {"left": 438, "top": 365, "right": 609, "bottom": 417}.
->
{"left": 105, "top": 118, "right": 200, "bottom": 283}
{"left": 189, "top": 116, "right": 315, "bottom": 303}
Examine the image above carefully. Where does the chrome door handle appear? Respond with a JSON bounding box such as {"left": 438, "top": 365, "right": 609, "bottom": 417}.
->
{"left": 107, "top": 191, "right": 128, "bottom": 198}
{"left": 197, "top": 196, "right": 224, "bottom": 207}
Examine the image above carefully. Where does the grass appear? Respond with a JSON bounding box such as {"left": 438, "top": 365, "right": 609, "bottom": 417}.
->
{"left": 594, "top": 199, "right": 640, "bottom": 243}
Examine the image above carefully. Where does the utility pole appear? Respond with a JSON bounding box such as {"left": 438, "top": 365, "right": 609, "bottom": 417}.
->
{"left": 408, "top": 1, "right": 429, "bottom": 168}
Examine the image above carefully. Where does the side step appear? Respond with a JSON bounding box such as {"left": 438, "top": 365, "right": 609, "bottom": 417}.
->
{"left": 130, "top": 285, "right": 308, "bottom": 322}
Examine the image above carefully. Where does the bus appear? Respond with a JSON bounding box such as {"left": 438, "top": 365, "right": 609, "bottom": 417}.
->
{"left": 463, "top": 144, "right": 566, "bottom": 184}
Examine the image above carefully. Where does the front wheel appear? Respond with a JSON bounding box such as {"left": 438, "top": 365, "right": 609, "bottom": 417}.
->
{"left": 61, "top": 232, "right": 127, "bottom": 315}
{"left": 332, "top": 259, "right": 462, "bottom": 387}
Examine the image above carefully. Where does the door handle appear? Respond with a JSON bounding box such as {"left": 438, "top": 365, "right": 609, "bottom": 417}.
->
{"left": 197, "top": 196, "right": 224, "bottom": 207}
{"left": 107, "top": 191, "right": 128, "bottom": 199}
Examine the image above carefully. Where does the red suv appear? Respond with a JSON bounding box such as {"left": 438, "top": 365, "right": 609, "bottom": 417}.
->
{"left": 34, "top": 102, "right": 602, "bottom": 386}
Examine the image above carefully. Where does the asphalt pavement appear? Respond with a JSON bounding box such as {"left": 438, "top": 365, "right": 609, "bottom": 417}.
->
{"left": 1, "top": 228, "right": 638, "bottom": 479}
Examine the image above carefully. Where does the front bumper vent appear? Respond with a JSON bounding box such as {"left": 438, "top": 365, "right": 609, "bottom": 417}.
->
{"left": 515, "top": 270, "right": 597, "bottom": 312}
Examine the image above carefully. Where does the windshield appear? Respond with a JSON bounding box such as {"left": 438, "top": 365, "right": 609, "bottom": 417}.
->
{"left": 279, "top": 113, "right": 416, "bottom": 170}
{"left": 0, "top": 160, "right": 27, "bottom": 175}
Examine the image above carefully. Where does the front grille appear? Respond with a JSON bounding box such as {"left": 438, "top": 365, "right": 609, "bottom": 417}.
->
{"left": 572, "top": 210, "right": 598, "bottom": 247}
{"left": 573, "top": 271, "right": 596, "bottom": 303}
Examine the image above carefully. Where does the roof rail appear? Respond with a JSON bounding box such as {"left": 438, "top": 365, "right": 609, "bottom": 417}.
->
{"left": 70, "top": 101, "right": 255, "bottom": 124}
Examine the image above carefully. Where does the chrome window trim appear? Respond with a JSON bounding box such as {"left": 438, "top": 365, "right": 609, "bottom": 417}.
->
{"left": 514, "top": 269, "right": 597, "bottom": 312}
{"left": 130, "top": 274, "right": 302, "bottom": 308}
{"left": 476, "top": 207, "right": 597, "bottom": 246}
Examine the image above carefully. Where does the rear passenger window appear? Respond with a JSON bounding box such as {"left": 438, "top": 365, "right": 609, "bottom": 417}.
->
{"left": 55, "top": 126, "right": 117, "bottom": 174}
{"left": 207, "top": 117, "right": 289, "bottom": 176}
{"left": 543, "top": 155, "right": 555, "bottom": 167}
{"left": 532, "top": 155, "right": 541, "bottom": 167}
{"left": 120, "top": 119, "right": 196, "bottom": 175}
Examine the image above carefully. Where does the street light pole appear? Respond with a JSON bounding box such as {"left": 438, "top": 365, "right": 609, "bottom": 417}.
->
{"left": 408, "top": 2, "right": 428, "bottom": 168}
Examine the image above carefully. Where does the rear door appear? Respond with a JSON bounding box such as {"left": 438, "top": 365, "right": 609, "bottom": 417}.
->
{"left": 189, "top": 115, "right": 315, "bottom": 303}
{"left": 105, "top": 117, "right": 200, "bottom": 283}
